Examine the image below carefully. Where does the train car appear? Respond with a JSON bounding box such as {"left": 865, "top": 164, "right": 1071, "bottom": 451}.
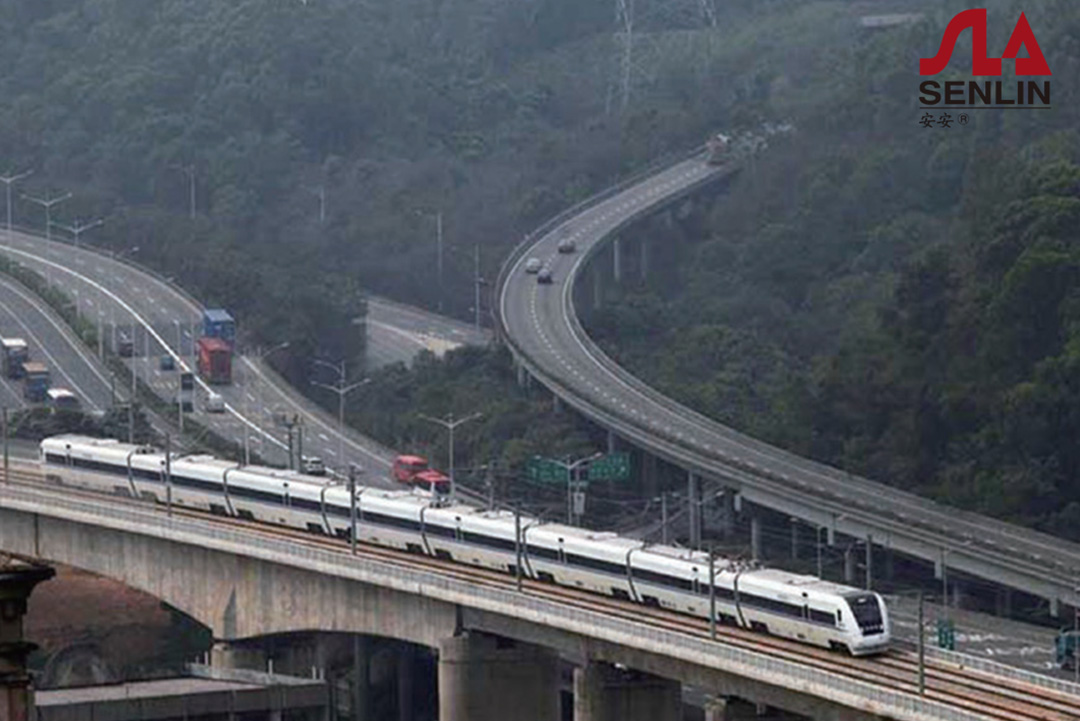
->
{"left": 39, "top": 435, "right": 890, "bottom": 656}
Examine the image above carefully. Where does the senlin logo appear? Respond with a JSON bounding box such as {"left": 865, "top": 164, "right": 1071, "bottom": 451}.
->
{"left": 919, "top": 9, "right": 1051, "bottom": 110}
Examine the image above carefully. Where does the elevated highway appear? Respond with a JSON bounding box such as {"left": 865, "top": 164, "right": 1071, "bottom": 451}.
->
{"left": 496, "top": 151, "right": 1080, "bottom": 613}
{"left": 0, "top": 229, "right": 396, "bottom": 476}
{"left": 2, "top": 472, "right": 1076, "bottom": 721}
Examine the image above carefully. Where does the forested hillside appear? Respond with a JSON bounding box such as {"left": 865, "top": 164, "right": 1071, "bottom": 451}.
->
{"left": 586, "top": 0, "right": 1080, "bottom": 538}
{"left": 0, "top": 0, "right": 748, "bottom": 368}
{"left": 5, "top": 0, "right": 1080, "bottom": 537}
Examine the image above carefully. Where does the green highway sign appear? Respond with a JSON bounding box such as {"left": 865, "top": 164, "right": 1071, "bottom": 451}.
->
{"left": 526, "top": 456, "right": 569, "bottom": 484}
{"left": 587, "top": 452, "right": 631, "bottom": 481}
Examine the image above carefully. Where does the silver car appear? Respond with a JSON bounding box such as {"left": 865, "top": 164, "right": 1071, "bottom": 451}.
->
{"left": 525, "top": 258, "right": 542, "bottom": 274}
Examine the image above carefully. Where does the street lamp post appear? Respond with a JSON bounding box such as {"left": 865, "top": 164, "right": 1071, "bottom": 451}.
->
{"left": 515, "top": 505, "right": 524, "bottom": 591}
{"left": 918, "top": 590, "right": 926, "bottom": 695}
{"left": 419, "top": 411, "right": 482, "bottom": 503}
{"left": 1074, "top": 579, "right": 1079, "bottom": 685}
{"left": 348, "top": 463, "right": 363, "bottom": 555}
{"left": 251, "top": 341, "right": 290, "bottom": 466}
{"left": 547, "top": 452, "right": 602, "bottom": 526}
{"left": 415, "top": 209, "right": 444, "bottom": 312}
{"left": 661, "top": 492, "right": 668, "bottom": 545}
{"left": 709, "top": 546, "right": 718, "bottom": 640}
{"left": 54, "top": 218, "right": 104, "bottom": 248}
{"left": 312, "top": 358, "right": 370, "bottom": 475}
{"left": 0, "top": 169, "right": 32, "bottom": 235}
{"left": 21, "top": 191, "right": 71, "bottom": 241}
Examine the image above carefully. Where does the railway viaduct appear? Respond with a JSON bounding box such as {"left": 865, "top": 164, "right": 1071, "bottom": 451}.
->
{"left": 0, "top": 478, "right": 992, "bottom": 721}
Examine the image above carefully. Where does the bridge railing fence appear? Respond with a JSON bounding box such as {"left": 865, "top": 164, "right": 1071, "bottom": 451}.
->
{"left": 0, "top": 485, "right": 1002, "bottom": 721}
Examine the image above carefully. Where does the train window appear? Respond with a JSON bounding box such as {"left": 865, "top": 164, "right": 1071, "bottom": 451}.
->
{"left": 837, "top": 610, "right": 843, "bottom": 623}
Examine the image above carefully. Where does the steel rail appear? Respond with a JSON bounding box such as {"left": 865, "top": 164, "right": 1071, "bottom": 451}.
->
{"left": 0, "top": 475, "right": 1041, "bottom": 721}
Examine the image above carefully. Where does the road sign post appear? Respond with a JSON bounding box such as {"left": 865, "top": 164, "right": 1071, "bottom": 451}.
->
{"left": 585, "top": 451, "right": 631, "bottom": 482}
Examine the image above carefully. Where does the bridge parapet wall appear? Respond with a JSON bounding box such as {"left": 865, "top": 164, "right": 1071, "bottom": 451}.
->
{"left": 0, "top": 485, "right": 994, "bottom": 721}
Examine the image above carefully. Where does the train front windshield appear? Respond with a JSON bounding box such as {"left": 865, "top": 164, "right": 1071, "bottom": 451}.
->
{"left": 844, "top": 593, "right": 885, "bottom": 636}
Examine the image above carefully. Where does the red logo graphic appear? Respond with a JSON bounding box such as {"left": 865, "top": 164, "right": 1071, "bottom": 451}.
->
{"left": 920, "top": 9, "right": 1051, "bottom": 76}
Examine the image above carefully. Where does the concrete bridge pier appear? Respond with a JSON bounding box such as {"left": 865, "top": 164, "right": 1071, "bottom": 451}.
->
{"left": 844, "top": 546, "right": 856, "bottom": 585}
{"left": 750, "top": 516, "right": 762, "bottom": 562}
{"left": 592, "top": 265, "right": 604, "bottom": 310}
{"left": 396, "top": 643, "right": 417, "bottom": 721}
{"left": 865, "top": 534, "right": 873, "bottom": 590}
{"left": 437, "top": 632, "right": 558, "bottom": 721}
{"left": 717, "top": 489, "right": 735, "bottom": 539}
{"left": 573, "top": 662, "right": 680, "bottom": 721}
{"left": 0, "top": 561, "right": 55, "bottom": 721}
{"left": 613, "top": 236, "right": 623, "bottom": 283}
{"left": 211, "top": 640, "right": 269, "bottom": 673}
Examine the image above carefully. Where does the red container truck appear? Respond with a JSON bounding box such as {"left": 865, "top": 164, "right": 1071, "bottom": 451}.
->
{"left": 196, "top": 337, "right": 232, "bottom": 385}
{"left": 392, "top": 454, "right": 450, "bottom": 497}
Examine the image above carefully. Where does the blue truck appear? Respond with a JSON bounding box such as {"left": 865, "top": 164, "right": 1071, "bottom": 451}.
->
{"left": 22, "top": 362, "right": 50, "bottom": 403}
{"left": 202, "top": 309, "right": 236, "bottom": 349}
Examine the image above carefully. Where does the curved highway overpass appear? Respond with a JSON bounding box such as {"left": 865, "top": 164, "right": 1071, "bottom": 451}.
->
{"left": 497, "top": 152, "right": 1080, "bottom": 612}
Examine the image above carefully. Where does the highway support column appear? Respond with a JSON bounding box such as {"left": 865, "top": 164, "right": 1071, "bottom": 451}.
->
{"left": 0, "top": 561, "right": 54, "bottom": 721}
{"left": 750, "top": 516, "right": 761, "bottom": 562}
{"left": 718, "top": 489, "right": 735, "bottom": 539}
{"left": 437, "top": 632, "right": 558, "bottom": 721}
{"left": 844, "top": 545, "right": 856, "bottom": 585}
{"left": 613, "top": 237, "right": 623, "bottom": 283}
{"left": 573, "top": 662, "right": 680, "bottom": 721}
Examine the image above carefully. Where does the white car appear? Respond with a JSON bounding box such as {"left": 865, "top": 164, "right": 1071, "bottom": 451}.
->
{"left": 557, "top": 236, "right": 576, "bottom": 254}
{"left": 205, "top": 393, "right": 225, "bottom": 413}
{"left": 524, "top": 258, "right": 542, "bottom": 274}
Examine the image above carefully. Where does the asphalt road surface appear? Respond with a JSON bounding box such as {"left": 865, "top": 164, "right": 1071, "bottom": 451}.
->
{"left": 366, "top": 297, "right": 490, "bottom": 368}
{"left": 0, "top": 230, "right": 396, "bottom": 480}
{"left": 499, "top": 155, "right": 1080, "bottom": 609}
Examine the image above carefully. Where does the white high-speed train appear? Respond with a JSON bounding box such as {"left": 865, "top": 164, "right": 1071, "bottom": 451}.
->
{"left": 40, "top": 435, "right": 890, "bottom": 655}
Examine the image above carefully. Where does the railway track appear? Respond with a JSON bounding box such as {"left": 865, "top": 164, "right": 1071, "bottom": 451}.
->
{"left": 2, "top": 465, "right": 1076, "bottom": 720}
